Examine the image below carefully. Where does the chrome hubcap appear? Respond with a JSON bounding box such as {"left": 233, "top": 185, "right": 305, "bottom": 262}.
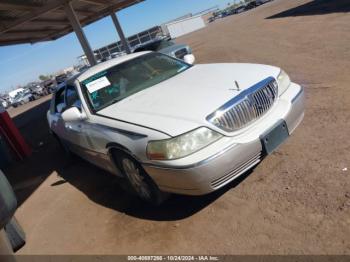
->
{"left": 122, "top": 158, "right": 151, "bottom": 200}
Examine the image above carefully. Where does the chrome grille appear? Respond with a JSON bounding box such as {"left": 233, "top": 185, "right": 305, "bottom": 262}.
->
{"left": 207, "top": 77, "right": 278, "bottom": 132}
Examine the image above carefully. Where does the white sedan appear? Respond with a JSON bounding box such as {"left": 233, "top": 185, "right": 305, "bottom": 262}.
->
{"left": 47, "top": 51, "right": 304, "bottom": 204}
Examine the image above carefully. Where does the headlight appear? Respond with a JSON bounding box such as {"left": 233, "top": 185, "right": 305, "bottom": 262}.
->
{"left": 147, "top": 127, "right": 222, "bottom": 160}
{"left": 277, "top": 70, "right": 291, "bottom": 96}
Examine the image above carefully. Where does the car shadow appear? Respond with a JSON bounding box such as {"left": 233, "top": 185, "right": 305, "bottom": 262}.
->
{"left": 3, "top": 95, "right": 256, "bottom": 221}
{"left": 56, "top": 157, "right": 256, "bottom": 221}
{"left": 266, "top": 0, "right": 350, "bottom": 19}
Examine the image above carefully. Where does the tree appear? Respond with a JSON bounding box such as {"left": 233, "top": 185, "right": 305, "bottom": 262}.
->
{"left": 39, "top": 75, "right": 49, "bottom": 81}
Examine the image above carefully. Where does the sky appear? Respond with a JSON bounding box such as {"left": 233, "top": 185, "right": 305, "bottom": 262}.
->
{"left": 0, "top": 0, "right": 232, "bottom": 93}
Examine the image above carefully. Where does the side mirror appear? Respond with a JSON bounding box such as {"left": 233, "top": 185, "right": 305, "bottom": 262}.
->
{"left": 61, "top": 107, "right": 85, "bottom": 122}
{"left": 184, "top": 54, "right": 196, "bottom": 65}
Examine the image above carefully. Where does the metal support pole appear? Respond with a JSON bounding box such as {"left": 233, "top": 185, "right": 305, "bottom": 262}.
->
{"left": 110, "top": 12, "right": 131, "bottom": 54}
{"left": 64, "top": 2, "right": 97, "bottom": 66}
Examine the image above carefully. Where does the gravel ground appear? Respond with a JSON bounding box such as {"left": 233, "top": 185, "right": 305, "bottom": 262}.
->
{"left": 3, "top": 0, "right": 350, "bottom": 255}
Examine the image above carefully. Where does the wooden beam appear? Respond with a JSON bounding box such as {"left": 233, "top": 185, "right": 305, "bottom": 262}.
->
{"left": 7, "top": 29, "right": 58, "bottom": 35}
{"left": 30, "top": 18, "right": 71, "bottom": 26}
{"left": 0, "top": 17, "right": 70, "bottom": 26}
{"left": 0, "top": 0, "right": 69, "bottom": 35}
{"left": 78, "top": 0, "right": 109, "bottom": 6}
{"left": 57, "top": 7, "right": 95, "bottom": 16}
{"left": 0, "top": 1, "right": 43, "bottom": 11}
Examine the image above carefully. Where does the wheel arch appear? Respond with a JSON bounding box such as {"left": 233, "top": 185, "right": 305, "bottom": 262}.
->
{"left": 106, "top": 142, "right": 143, "bottom": 172}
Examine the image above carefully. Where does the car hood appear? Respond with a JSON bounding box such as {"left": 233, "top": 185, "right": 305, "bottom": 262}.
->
{"left": 98, "top": 63, "right": 281, "bottom": 137}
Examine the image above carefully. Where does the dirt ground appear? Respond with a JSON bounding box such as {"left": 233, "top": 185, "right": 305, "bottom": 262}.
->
{"left": 3, "top": 0, "right": 350, "bottom": 255}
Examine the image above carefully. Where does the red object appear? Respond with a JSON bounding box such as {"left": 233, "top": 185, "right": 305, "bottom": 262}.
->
{"left": 0, "top": 111, "right": 31, "bottom": 160}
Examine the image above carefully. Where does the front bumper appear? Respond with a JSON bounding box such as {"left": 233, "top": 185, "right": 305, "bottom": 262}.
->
{"left": 143, "top": 83, "right": 305, "bottom": 195}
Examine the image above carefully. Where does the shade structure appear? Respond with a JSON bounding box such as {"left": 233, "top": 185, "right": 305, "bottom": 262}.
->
{"left": 0, "top": 0, "right": 144, "bottom": 46}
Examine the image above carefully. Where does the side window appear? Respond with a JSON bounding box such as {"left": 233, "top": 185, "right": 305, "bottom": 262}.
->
{"left": 65, "top": 85, "right": 81, "bottom": 109}
{"left": 54, "top": 88, "right": 66, "bottom": 113}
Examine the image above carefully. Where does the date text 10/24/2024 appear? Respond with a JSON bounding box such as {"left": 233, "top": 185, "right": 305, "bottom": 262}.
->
{"left": 127, "top": 256, "right": 220, "bottom": 261}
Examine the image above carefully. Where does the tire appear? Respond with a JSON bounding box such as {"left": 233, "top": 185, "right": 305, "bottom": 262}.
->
{"left": 4, "top": 217, "right": 25, "bottom": 252}
{"left": 113, "top": 151, "right": 169, "bottom": 205}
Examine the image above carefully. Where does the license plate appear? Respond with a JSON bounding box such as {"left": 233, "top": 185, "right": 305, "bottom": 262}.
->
{"left": 260, "top": 120, "right": 289, "bottom": 155}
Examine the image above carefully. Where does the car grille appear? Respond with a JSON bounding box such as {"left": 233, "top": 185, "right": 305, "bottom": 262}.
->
{"left": 207, "top": 77, "right": 278, "bottom": 132}
{"left": 174, "top": 48, "right": 188, "bottom": 59}
{"left": 211, "top": 152, "right": 262, "bottom": 189}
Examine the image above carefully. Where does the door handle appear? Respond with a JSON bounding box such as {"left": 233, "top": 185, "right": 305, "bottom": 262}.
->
{"left": 65, "top": 124, "right": 82, "bottom": 132}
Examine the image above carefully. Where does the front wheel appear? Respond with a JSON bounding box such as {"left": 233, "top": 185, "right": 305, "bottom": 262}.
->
{"left": 114, "top": 151, "right": 168, "bottom": 205}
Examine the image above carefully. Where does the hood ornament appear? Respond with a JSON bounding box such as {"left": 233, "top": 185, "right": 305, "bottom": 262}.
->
{"left": 230, "top": 81, "right": 241, "bottom": 91}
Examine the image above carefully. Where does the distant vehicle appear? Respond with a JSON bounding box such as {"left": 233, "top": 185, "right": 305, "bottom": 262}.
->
{"left": 55, "top": 74, "right": 68, "bottom": 84}
{"left": 133, "top": 38, "right": 193, "bottom": 61}
{"left": 234, "top": 5, "right": 246, "bottom": 14}
{"left": 43, "top": 79, "right": 56, "bottom": 95}
{"left": 245, "top": 1, "right": 258, "bottom": 10}
{"left": 256, "top": 0, "right": 271, "bottom": 5}
{"left": 30, "top": 85, "right": 45, "bottom": 97}
{"left": 47, "top": 51, "right": 304, "bottom": 205}
{"left": 208, "top": 17, "right": 216, "bottom": 23}
{"left": 214, "top": 12, "right": 223, "bottom": 19}
{"left": 11, "top": 90, "right": 35, "bottom": 108}
{"left": 77, "top": 65, "right": 90, "bottom": 73}
{"left": 8, "top": 88, "right": 24, "bottom": 104}
{"left": 55, "top": 74, "right": 68, "bottom": 90}
{"left": 0, "top": 98, "right": 8, "bottom": 109}
{"left": 221, "top": 10, "right": 231, "bottom": 17}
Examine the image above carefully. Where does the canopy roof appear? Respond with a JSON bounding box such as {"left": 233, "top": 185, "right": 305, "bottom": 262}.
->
{"left": 0, "top": 0, "right": 144, "bottom": 46}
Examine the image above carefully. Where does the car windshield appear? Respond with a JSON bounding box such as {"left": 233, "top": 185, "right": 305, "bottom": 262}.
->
{"left": 81, "top": 52, "right": 191, "bottom": 112}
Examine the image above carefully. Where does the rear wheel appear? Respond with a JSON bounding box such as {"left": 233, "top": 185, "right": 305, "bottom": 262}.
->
{"left": 113, "top": 151, "right": 168, "bottom": 205}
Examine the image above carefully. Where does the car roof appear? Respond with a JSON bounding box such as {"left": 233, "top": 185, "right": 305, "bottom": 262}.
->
{"left": 76, "top": 51, "right": 151, "bottom": 83}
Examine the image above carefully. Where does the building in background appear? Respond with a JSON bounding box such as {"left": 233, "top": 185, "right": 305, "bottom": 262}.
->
{"left": 163, "top": 15, "right": 206, "bottom": 39}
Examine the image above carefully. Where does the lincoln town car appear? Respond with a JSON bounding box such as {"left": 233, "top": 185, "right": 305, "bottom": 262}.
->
{"left": 47, "top": 52, "right": 304, "bottom": 204}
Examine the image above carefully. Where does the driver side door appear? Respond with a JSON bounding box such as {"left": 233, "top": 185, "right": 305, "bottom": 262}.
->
{"left": 61, "top": 84, "right": 86, "bottom": 155}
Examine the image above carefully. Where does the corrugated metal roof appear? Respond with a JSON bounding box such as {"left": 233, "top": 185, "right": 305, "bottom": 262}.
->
{"left": 0, "top": 0, "right": 144, "bottom": 46}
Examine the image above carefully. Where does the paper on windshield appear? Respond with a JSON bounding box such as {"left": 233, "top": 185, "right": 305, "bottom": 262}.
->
{"left": 85, "top": 76, "right": 111, "bottom": 93}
